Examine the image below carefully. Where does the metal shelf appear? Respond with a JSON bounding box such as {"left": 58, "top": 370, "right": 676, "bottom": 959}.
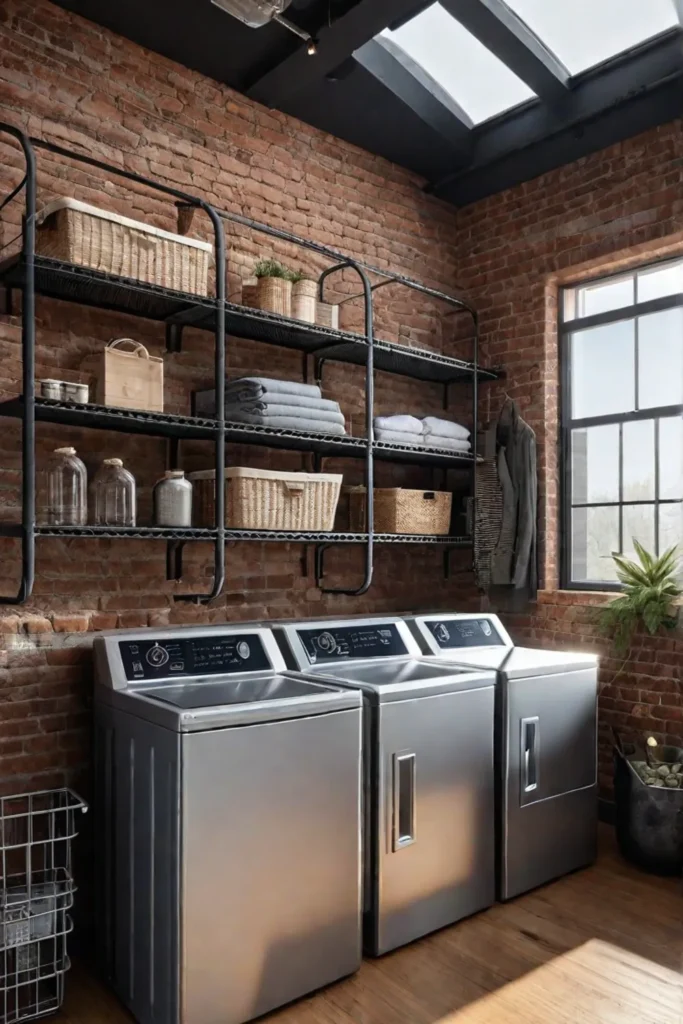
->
{"left": 0, "top": 524, "right": 471, "bottom": 546}
{"left": 0, "top": 255, "right": 498, "bottom": 384}
{"left": 0, "top": 398, "right": 477, "bottom": 468}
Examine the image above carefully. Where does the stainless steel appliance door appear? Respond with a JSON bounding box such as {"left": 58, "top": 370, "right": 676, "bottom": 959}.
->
{"left": 502, "top": 668, "right": 598, "bottom": 900}
{"left": 374, "top": 686, "right": 495, "bottom": 955}
{"left": 180, "top": 708, "right": 362, "bottom": 1024}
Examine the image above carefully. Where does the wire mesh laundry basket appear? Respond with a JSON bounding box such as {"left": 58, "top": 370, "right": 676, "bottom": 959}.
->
{"left": 0, "top": 789, "right": 87, "bottom": 1023}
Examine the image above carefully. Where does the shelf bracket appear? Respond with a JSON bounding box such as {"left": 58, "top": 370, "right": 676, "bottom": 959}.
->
{"left": 314, "top": 356, "right": 326, "bottom": 389}
{"left": 166, "top": 323, "right": 183, "bottom": 353}
{"left": 166, "top": 540, "right": 185, "bottom": 582}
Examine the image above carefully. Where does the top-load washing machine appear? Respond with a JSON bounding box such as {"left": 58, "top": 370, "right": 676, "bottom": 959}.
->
{"left": 407, "top": 613, "right": 599, "bottom": 901}
{"left": 93, "top": 624, "right": 363, "bottom": 1024}
{"left": 274, "top": 616, "right": 497, "bottom": 956}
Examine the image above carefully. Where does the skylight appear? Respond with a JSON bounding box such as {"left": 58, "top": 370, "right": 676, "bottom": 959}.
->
{"left": 380, "top": 2, "right": 535, "bottom": 125}
{"left": 504, "top": 0, "right": 680, "bottom": 75}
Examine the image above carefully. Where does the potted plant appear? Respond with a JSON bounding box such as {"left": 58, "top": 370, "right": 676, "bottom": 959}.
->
{"left": 254, "top": 258, "right": 292, "bottom": 317}
{"left": 600, "top": 540, "right": 681, "bottom": 657}
{"left": 289, "top": 268, "right": 318, "bottom": 324}
{"left": 602, "top": 541, "right": 683, "bottom": 875}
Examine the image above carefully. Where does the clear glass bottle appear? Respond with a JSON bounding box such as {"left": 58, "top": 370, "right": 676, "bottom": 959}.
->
{"left": 92, "top": 458, "right": 136, "bottom": 527}
{"left": 40, "top": 447, "right": 87, "bottom": 526}
{"left": 153, "top": 470, "right": 193, "bottom": 527}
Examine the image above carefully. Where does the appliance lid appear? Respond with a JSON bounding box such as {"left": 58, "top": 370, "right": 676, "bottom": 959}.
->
{"left": 299, "top": 658, "right": 496, "bottom": 702}
{"left": 274, "top": 617, "right": 423, "bottom": 671}
{"left": 139, "top": 672, "right": 356, "bottom": 710}
{"left": 499, "top": 646, "right": 599, "bottom": 678}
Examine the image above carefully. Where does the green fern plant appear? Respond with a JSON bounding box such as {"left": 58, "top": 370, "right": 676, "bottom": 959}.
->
{"left": 254, "top": 258, "right": 291, "bottom": 279}
{"left": 599, "top": 540, "right": 681, "bottom": 657}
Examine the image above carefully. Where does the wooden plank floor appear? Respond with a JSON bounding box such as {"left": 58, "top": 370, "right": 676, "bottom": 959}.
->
{"left": 55, "top": 826, "right": 682, "bottom": 1024}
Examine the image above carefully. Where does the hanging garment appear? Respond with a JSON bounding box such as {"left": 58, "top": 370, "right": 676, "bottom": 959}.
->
{"left": 497, "top": 398, "right": 538, "bottom": 592}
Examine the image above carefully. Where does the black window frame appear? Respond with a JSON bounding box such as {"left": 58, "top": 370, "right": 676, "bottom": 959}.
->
{"left": 560, "top": 259, "right": 683, "bottom": 591}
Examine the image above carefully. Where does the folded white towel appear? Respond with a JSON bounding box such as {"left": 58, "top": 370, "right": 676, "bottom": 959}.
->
{"left": 375, "top": 429, "right": 425, "bottom": 447}
{"left": 423, "top": 436, "right": 471, "bottom": 453}
{"left": 422, "top": 416, "right": 470, "bottom": 441}
{"left": 374, "top": 415, "right": 424, "bottom": 435}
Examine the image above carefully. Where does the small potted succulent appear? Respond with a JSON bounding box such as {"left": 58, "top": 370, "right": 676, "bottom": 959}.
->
{"left": 289, "top": 268, "right": 318, "bottom": 323}
{"left": 254, "top": 258, "right": 293, "bottom": 317}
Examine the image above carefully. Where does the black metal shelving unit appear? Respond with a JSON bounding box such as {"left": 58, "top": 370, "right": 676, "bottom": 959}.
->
{"left": 0, "top": 122, "right": 498, "bottom": 604}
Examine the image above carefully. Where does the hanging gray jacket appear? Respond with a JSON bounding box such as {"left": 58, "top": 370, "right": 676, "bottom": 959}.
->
{"left": 496, "top": 399, "right": 538, "bottom": 592}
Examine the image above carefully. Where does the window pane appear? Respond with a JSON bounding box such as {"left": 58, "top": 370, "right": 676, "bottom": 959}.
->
{"left": 571, "top": 506, "right": 619, "bottom": 583}
{"left": 623, "top": 420, "right": 655, "bottom": 501}
{"left": 659, "top": 503, "right": 683, "bottom": 556}
{"left": 504, "top": 0, "right": 678, "bottom": 75}
{"left": 659, "top": 417, "right": 683, "bottom": 499}
{"left": 637, "top": 259, "right": 683, "bottom": 303}
{"left": 623, "top": 504, "right": 656, "bottom": 560}
{"left": 379, "top": 3, "right": 535, "bottom": 124}
{"left": 571, "top": 425, "right": 619, "bottom": 503}
{"left": 574, "top": 274, "right": 634, "bottom": 319}
{"left": 571, "top": 320, "right": 635, "bottom": 418}
{"left": 638, "top": 308, "right": 683, "bottom": 409}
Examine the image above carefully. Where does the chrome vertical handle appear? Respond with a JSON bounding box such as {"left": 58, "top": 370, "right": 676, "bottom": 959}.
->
{"left": 392, "top": 752, "right": 416, "bottom": 851}
{"left": 522, "top": 717, "right": 539, "bottom": 794}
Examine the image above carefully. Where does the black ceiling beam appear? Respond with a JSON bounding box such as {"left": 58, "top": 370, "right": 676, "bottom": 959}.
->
{"left": 440, "top": 0, "right": 570, "bottom": 105}
{"left": 431, "top": 28, "right": 683, "bottom": 205}
{"left": 354, "top": 37, "right": 473, "bottom": 159}
{"left": 247, "top": 0, "right": 429, "bottom": 105}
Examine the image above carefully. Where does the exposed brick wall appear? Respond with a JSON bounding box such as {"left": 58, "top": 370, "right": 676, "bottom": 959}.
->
{"left": 0, "top": 0, "right": 476, "bottom": 795}
{"left": 456, "top": 131, "right": 683, "bottom": 798}
{"left": 0, "top": 0, "right": 680, "bottom": 802}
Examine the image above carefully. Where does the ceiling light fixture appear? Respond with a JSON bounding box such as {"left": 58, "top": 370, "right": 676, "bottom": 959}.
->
{"left": 211, "top": 0, "right": 316, "bottom": 50}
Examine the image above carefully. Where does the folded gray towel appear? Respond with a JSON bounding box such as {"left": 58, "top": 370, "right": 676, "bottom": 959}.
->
{"left": 195, "top": 388, "right": 337, "bottom": 418}
{"left": 226, "top": 402, "right": 345, "bottom": 427}
{"left": 226, "top": 412, "right": 346, "bottom": 435}
{"left": 374, "top": 415, "right": 423, "bottom": 435}
{"left": 423, "top": 436, "right": 471, "bottom": 453}
{"left": 225, "top": 377, "right": 321, "bottom": 402}
{"left": 375, "top": 429, "right": 425, "bottom": 447}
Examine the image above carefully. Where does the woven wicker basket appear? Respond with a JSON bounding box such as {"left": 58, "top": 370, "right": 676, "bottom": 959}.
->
{"left": 316, "top": 301, "right": 339, "bottom": 330}
{"left": 349, "top": 487, "right": 452, "bottom": 535}
{"left": 292, "top": 279, "right": 317, "bottom": 323}
{"left": 190, "top": 467, "right": 343, "bottom": 531}
{"left": 256, "top": 277, "right": 292, "bottom": 317}
{"left": 36, "top": 199, "right": 212, "bottom": 294}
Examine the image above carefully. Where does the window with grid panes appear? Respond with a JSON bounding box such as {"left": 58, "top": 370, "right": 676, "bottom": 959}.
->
{"left": 561, "top": 259, "right": 683, "bottom": 588}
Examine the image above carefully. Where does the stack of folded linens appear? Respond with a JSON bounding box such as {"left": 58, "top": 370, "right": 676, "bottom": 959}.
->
{"left": 373, "top": 415, "right": 424, "bottom": 446}
{"left": 372, "top": 414, "right": 471, "bottom": 452}
{"left": 195, "top": 377, "right": 346, "bottom": 435}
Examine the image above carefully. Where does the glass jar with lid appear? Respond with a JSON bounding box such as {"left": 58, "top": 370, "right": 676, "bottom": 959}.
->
{"left": 153, "top": 470, "right": 192, "bottom": 527}
{"left": 92, "top": 458, "right": 136, "bottom": 527}
{"left": 39, "top": 447, "right": 87, "bottom": 526}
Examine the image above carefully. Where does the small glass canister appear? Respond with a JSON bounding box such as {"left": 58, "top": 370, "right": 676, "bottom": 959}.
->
{"left": 92, "top": 458, "right": 136, "bottom": 527}
{"left": 153, "top": 470, "right": 192, "bottom": 527}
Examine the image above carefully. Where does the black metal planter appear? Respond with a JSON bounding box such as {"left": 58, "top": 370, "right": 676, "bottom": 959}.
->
{"left": 614, "top": 745, "right": 683, "bottom": 875}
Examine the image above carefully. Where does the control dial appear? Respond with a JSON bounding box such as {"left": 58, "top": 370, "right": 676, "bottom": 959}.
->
{"left": 146, "top": 643, "right": 170, "bottom": 668}
{"left": 317, "top": 631, "right": 337, "bottom": 655}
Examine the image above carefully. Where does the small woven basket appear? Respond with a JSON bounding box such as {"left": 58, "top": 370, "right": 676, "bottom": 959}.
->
{"left": 256, "top": 277, "right": 292, "bottom": 317}
{"left": 316, "top": 301, "right": 339, "bottom": 329}
{"left": 291, "top": 279, "right": 317, "bottom": 323}
{"left": 350, "top": 487, "right": 452, "bottom": 535}
{"left": 190, "top": 467, "right": 343, "bottom": 531}
{"left": 36, "top": 199, "right": 211, "bottom": 294}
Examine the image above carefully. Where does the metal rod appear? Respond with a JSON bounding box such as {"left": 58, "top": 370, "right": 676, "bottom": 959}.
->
{"left": 0, "top": 123, "right": 35, "bottom": 604}
{"left": 472, "top": 312, "right": 479, "bottom": 557}
{"left": 316, "top": 260, "right": 375, "bottom": 595}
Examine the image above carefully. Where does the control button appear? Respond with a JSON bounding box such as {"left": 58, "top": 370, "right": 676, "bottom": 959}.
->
{"left": 129, "top": 645, "right": 139, "bottom": 655}
{"left": 170, "top": 661, "right": 185, "bottom": 672}
{"left": 146, "top": 644, "right": 170, "bottom": 668}
{"left": 317, "top": 631, "right": 337, "bottom": 654}
{"left": 435, "top": 623, "right": 450, "bottom": 644}
{"left": 481, "top": 621, "right": 492, "bottom": 637}
{"left": 237, "top": 641, "right": 251, "bottom": 661}
{"left": 132, "top": 661, "right": 143, "bottom": 673}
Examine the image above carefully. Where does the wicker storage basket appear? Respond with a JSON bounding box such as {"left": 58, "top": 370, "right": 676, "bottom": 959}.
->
{"left": 292, "top": 279, "right": 317, "bottom": 323}
{"left": 36, "top": 198, "right": 212, "bottom": 295}
{"left": 256, "top": 277, "right": 292, "bottom": 317}
{"left": 350, "top": 487, "right": 452, "bottom": 535}
{"left": 190, "top": 467, "right": 343, "bottom": 531}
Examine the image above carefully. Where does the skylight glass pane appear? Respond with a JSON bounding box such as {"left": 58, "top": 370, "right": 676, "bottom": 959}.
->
{"left": 505, "top": 0, "right": 679, "bottom": 75}
{"left": 380, "top": 2, "right": 535, "bottom": 125}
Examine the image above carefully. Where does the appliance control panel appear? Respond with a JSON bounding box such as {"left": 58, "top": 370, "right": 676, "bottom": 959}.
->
{"left": 424, "top": 617, "right": 505, "bottom": 649}
{"left": 119, "top": 634, "right": 271, "bottom": 681}
{"left": 297, "top": 623, "right": 408, "bottom": 665}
